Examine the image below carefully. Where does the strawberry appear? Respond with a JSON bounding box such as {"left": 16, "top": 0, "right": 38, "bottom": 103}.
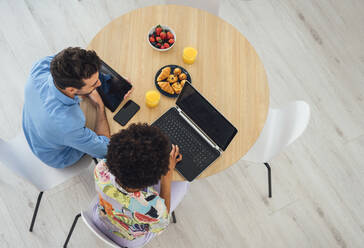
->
{"left": 155, "top": 25, "right": 162, "bottom": 35}
{"left": 149, "top": 36, "right": 155, "bottom": 43}
{"left": 163, "top": 43, "right": 170, "bottom": 48}
{"left": 167, "top": 31, "right": 174, "bottom": 39}
{"left": 168, "top": 39, "right": 174, "bottom": 44}
{"left": 156, "top": 36, "right": 162, "bottom": 43}
{"left": 160, "top": 31, "right": 166, "bottom": 40}
{"left": 156, "top": 43, "right": 162, "bottom": 48}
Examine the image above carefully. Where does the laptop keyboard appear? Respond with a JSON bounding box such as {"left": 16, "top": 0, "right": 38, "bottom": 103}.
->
{"left": 152, "top": 108, "right": 220, "bottom": 169}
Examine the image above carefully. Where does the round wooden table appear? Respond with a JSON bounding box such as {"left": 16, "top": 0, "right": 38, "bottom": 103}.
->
{"left": 82, "top": 5, "right": 269, "bottom": 181}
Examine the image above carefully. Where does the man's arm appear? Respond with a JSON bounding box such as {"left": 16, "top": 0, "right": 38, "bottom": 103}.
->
{"left": 62, "top": 89, "right": 109, "bottom": 159}
{"left": 87, "top": 90, "right": 110, "bottom": 138}
{"left": 94, "top": 104, "right": 110, "bottom": 138}
{"left": 63, "top": 126, "right": 109, "bottom": 159}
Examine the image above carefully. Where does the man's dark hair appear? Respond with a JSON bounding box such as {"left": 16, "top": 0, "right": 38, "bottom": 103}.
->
{"left": 50, "top": 47, "right": 101, "bottom": 89}
{"left": 106, "top": 123, "right": 171, "bottom": 189}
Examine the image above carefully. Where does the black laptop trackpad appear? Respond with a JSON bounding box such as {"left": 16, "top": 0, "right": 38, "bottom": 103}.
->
{"left": 175, "top": 155, "right": 199, "bottom": 182}
{"left": 166, "top": 138, "right": 199, "bottom": 182}
{"left": 167, "top": 135, "right": 218, "bottom": 182}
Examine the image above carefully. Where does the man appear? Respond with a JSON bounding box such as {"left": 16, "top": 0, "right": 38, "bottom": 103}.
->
{"left": 22, "top": 47, "right": 131, "bottom": 168}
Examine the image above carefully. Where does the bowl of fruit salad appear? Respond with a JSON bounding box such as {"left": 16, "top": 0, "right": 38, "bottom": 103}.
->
{"left": 148, "top": 25, "right": 176, "bottom": 51}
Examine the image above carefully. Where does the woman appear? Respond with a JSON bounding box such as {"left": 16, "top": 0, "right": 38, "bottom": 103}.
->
{"left": 92, "top": 123, "right": 189, "bottom": 247}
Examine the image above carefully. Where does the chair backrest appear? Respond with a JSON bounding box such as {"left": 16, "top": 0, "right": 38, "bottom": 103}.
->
{"left": 81, "top": 196, "right": 120, "bottom": 248}
{"left": 243, "top": 101, "right": 310, "bottom": 163}
{"left": 0, "top": 130, "right": 93, "bottom": 191}
{"left": 165, "top": 0, "right": 220, "bottom": 16}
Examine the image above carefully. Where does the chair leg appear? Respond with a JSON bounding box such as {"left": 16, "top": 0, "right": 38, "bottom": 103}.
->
{"left": 172, "top": 211, "right": 177, "bottom": 223}
{"left": 29, "top": 191, "right": 44, "bottom": 232}
{"left": 63, "top": 213, "right": 81, "bottom": 248}
{"left": 264, "top": 163, "right": 272, "bottom": 198}
{"left": 92, "top": 157, "right": 98, "bottom": 165}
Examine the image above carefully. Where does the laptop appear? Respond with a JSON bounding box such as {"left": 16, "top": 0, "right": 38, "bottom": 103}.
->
{"left": 152, "top": 81, "right": 238, "bottom": 181}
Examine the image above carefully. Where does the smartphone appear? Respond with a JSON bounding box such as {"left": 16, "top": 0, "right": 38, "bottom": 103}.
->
{"left": 113, "top": 100, "right": 140, "bottom": 126}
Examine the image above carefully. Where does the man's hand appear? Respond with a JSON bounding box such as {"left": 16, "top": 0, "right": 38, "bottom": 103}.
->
{"left": 168, "top": 144, "right": 182, "bottom": 172}
{"left": 123, "top": 77, "right": 133, "bottom": 101}
{"left": 124, "top": 87, "right": 133, "bottom": 101}
{"left": 87, "top": 89, "right": 104, "bottom": 109}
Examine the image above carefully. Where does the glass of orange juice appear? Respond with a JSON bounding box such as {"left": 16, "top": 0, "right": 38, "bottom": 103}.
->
{"left": 145, "top": 90, "right": 160, "bottom": 108}
{"left": 183, "top": 47, "right": 198, "bottom": 64}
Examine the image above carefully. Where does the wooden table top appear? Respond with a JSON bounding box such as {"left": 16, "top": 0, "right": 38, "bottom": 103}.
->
{"left": 82, "top": 5, "right": 270, "bottom": 181}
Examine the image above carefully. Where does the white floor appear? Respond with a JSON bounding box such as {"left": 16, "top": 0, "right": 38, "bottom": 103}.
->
{"left": 0, "top": 0, "right": 363, "bottom": 247}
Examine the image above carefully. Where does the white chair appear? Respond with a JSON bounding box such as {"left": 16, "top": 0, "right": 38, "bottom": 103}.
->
{"left": 242, "top": 101, "right": 310, "bottom": 198}
{"left": 63, "top": 196, "right": 177, "bottom": 248}
{"left": 165, "top": 0, "right": 220, "bottom": 16}
{"left": 64, "top": 196, "right": 119, "bottom": 248}
{"left": 0, "top": 129, "right": 96, "bottom": 232}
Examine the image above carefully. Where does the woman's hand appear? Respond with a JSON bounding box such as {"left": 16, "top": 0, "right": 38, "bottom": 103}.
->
{"left": 168, "top": 144, "right": 182, "bottom": 171}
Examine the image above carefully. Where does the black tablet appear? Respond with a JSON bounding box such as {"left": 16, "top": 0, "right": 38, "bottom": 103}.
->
{"left": 96, "top": 60, "right": 132, "bottom": 112}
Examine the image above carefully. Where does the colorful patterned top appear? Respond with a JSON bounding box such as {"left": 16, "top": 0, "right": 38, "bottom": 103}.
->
{"left": 94, "top": 160, "right": 170, "bottom": 240}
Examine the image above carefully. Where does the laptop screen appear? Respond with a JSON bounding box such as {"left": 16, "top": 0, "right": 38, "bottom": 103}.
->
{"left": 176, "top": 82, "right": 238, "bottom": 151}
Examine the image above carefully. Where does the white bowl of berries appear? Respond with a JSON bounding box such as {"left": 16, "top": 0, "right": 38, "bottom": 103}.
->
{"left": 148, "top": 25, "right": 176, "bottom": 51}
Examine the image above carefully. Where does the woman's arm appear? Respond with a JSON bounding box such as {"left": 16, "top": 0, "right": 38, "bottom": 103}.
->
{"left": 159, "top": 144, "right": 182, "bottom": 213}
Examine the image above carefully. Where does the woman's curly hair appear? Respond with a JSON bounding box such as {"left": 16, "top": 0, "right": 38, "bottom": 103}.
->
{"left": 106, "top": 123, "right": 171, "bottom": 189}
